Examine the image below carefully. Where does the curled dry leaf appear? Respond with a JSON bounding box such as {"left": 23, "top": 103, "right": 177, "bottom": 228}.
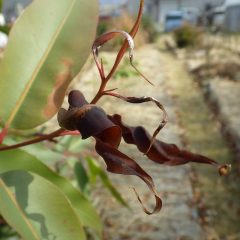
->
{"left": 57, "top": 88, "right": 230, "bottom": 215}
{"left": 92, "top": 30, "right": 134, "bottom": 80}
{"left": 92, "top": 30, "right": 153, "bottom": 85}
{"left": 55, "top": 0, "right": 230, "bottom": 216}
{"left": 58, "top": 90, "right": 162, "bottom": 214}
{"left": 1, "top": 0, "right": 230, "bottom": 217}
{"left": 91, "top": 0, "right": 153, "bottom": 86}
{"left": 104, "top": 93, "right": 168, "bottom": 153}
{"left": 95, "top": 139, "right": 162, "bottom": 214}
{"left": 109, "top": 114, "right": 231, "bottom": 176}
{"left": 93, "top": 31, "right": 135, "bottom": 57}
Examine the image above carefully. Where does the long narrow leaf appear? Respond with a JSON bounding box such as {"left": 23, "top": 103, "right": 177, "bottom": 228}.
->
{"left": 0, "top": 170, "right": 86, "bottom": 240}
{"left": 0, "top": 148, "right": 102, "bottom": 235}
{"left": 0, "top": 0, "right": 98, "bottom": 129}
{"left": 86, "top": 157, "right": 128, "bottom": 207}
{"left": 0, "top": 0, "right": 2, "bottom": 13}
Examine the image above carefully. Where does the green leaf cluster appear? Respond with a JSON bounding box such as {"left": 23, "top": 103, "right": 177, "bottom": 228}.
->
{"left": 0, "top": 148, "right": 102, "bottom": 239}
{"left": 75, "top": 157, "right": 128, "bottom": 207}
{"left": 0, "top": 0, "right": 108, "bottom": 239}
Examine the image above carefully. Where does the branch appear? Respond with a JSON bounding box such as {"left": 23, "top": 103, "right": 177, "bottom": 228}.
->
{"left": 0, "top": 128, "right": 65, "bottom": 151}
{"left": 0, "top": 127, "right": 8, "bottom": 144}
{"left": 90, "top": 0, "right": 144, "bottom": 104}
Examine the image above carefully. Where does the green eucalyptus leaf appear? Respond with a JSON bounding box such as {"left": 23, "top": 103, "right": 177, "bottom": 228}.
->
{"left": 55, "top": 135, "right": 88, "bottom": 153}
{"left": 98, "top": 171, "right": 129, "bottom": 208}
{"left": 0, "top": 170, "right": 85, "bottom": 240}
{"left": 0, "top": 148, "right": 102, "bottom": 235}
{"left": 3, "top": 135, "right": 63, "bottom": 170}
{"left": 86, "top": 157, "right": 128, "bottom": 207}
{"left": 86, "top": 157, "right": 101, "bottom": 185}
{"left": 0, "top": 0, "right": 98, "bottom": 129}
{"left": 74, "top": 162, "right": 89, "bottom": 194}
{"left": 23, "top": 143, "right": 63, "bottom": 166}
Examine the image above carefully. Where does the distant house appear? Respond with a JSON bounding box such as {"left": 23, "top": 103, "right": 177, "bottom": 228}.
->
{"left": 2, "top": 0, "right": 32, "bottom": 23}
{"left": 100, "top": 0, "right": 126, "bottom": 20}
{"left": 127, "top": 0, "right": 223, "bottom": 29}
{"left": 224, "top": 0, "right": 240, "bottom": 32}
{"left": 212, "top": 0, "right": 240, "bottom": 32}
{"left": 212, "top": 4, "right": 226, "bottom": 30}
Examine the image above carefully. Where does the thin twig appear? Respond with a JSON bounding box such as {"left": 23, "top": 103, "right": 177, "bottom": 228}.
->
{"left": 90, "top": 0, "right": 144, "bottom": 104}
{"left": 0, "top": 127, "right": 8, "bottom": 144}
{"left": 129, "top": 55, "right": 154, "bottom": 86}
{"left": 0, "top": 128, "right": 65, "bottom": 151}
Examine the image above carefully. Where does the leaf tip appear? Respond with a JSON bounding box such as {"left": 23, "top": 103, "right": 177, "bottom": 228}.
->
{"left": 132, "top": 187, "right": 162, "bottom": 215}
{"left": 218, "top": 164, "right": 231, "bottom": 176}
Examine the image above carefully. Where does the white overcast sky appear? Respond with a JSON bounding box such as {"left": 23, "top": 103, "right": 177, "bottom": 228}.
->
{"left": 100, "top": 0, "right": 126, "bottom": 5}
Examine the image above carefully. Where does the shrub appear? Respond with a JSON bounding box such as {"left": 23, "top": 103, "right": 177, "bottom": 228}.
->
{"left": 174, "top": 24, "right": 202, "bottom": 48}
{"left": 97, "top": 20, "right": 109, "bottom": 36}
{"left": 141, "top": 14, "right": 159, "bottom": 42}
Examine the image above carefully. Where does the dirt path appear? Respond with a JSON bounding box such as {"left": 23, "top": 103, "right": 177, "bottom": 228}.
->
{"left": 74, "top": 45, "right": 204, "bottom": 240}
{"left": 159, "top": 44, "right": 239, "bottom": 239}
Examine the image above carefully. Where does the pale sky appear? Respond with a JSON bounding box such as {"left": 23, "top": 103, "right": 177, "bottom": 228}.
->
{"left": 100, "top": 0, "right": 126, "bottom": 5}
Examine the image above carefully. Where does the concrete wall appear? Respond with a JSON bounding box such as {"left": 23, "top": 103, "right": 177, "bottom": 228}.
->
{"left": 225, "top": 5, "right": 240, "bottom": 32}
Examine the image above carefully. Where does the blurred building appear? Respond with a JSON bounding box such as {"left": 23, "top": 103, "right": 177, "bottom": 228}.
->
{"left": 100, "top": 0, "right": 124, "bottom": 19}
{"left": 127, "top": 0, "right": 223, "bottom": 28}
{"left": 211, "top": 0, "right": 240, "bottom": 32}
{"left": 224, "top": 0, "right": 240, "bottom": 32}
{"left": 2, "top": 0, "right": 32, "bottom": 24}
{"left": 2, "top": 0, "right": 239, "bottom": 32}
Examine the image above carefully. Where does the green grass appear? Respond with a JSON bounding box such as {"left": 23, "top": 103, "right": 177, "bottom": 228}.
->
{"left": 113, "top": 59, "right": 138, "bottom": 80}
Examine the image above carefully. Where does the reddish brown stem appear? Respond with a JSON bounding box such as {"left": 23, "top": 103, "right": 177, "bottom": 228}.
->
{"left": 60, "top": 130, "right": 80, "bottom": 136}
{"left": 0, "top": 128, "right": 65, "bottom": 151}
{"left": 90, "top": 80, "right": 108, "bottom": 104}
{"left": 0, "top": 127, "right": 8, "bottom": 144}
{"left": 104, "top": 0, "right": 144, "bottom": 82}
{"left": 90, "top": 0, "right": 144, "bottom": 104}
